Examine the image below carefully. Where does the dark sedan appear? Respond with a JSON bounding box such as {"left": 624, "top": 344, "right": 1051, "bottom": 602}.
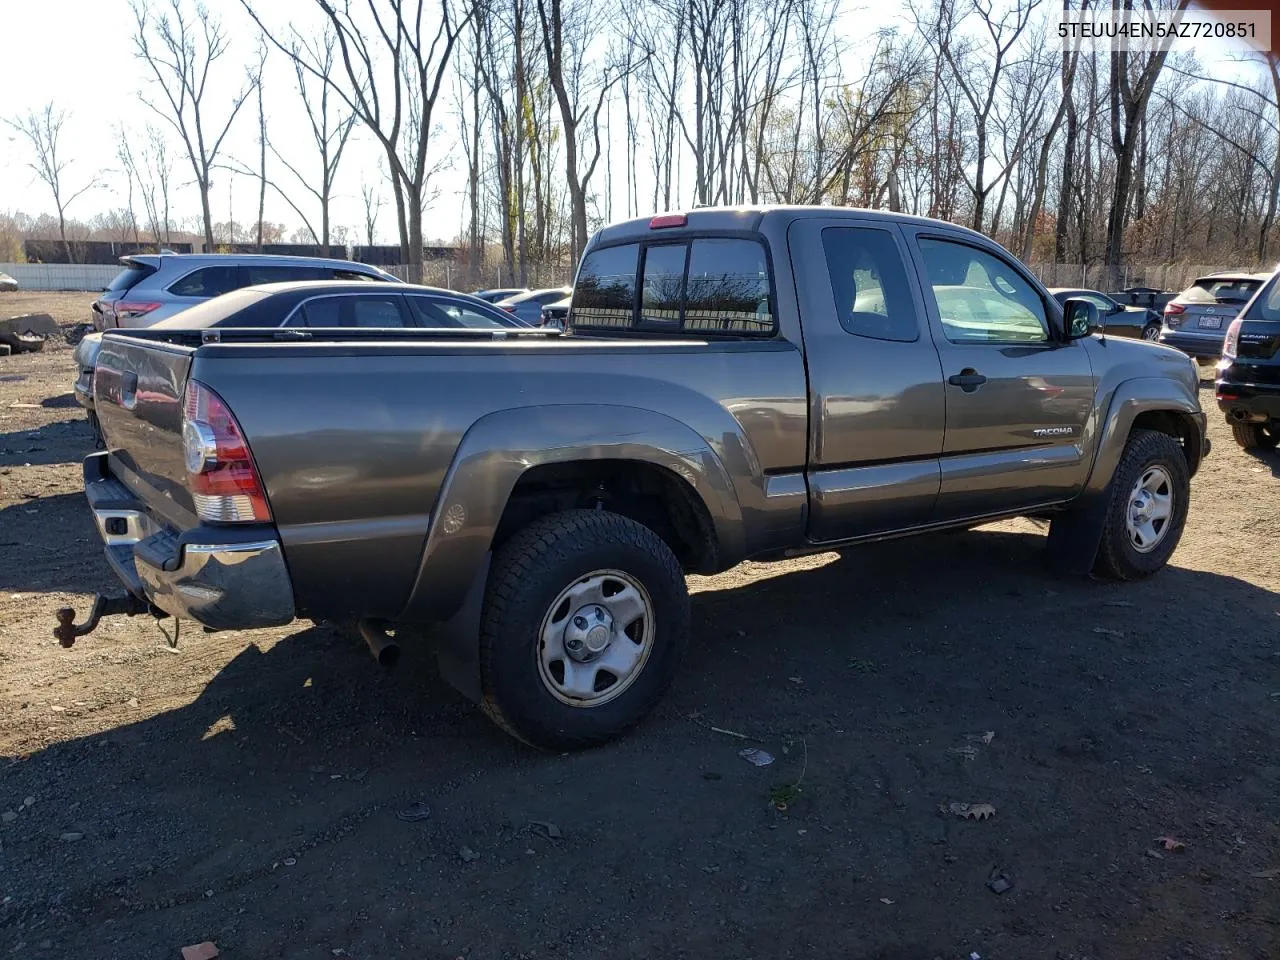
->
{"left": 147, "top": 281, "right": 524, "bottom": 331}
{"left": 1048, "top": 288, "right": 1162, "bottom": 342}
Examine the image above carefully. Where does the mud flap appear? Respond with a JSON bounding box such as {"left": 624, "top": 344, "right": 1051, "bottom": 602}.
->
{"left": 1044, "top": 484, "right": 1112, "bottom": 577}
{"left": 433, "top": 552, "right": 491, "bottom": 703}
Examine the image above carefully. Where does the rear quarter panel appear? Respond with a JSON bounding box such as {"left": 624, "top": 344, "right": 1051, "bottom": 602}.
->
{"left": 191, "top": 338, "right": 808, "bottom": 622}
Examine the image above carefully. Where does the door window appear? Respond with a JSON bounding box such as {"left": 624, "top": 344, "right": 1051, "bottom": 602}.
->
{"left": 406, "top": 296, "right": 504, "bottom": 328}
{"left": 821, "top": 227, "right": 918, "bottom": 342}
{"left": 296, "top": 295, "right": 408, "bottom": 327}
{"left": 918, "top": 239, "right": 1048, "bottom": 344}
{"left": 243, "top": 264, "right": 330, "bottom": 285}
{"left": 168, "top": 266, "right": 241, "bottom": 298}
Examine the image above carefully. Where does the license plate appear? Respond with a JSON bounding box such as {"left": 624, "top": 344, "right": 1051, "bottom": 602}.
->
{"left": 1197, "top": 316, "right": 1223, "bottom": 329}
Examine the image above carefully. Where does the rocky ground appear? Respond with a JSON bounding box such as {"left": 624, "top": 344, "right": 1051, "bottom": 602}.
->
{"left": 0, "top": 290, "right": 1277, "bottom": 959}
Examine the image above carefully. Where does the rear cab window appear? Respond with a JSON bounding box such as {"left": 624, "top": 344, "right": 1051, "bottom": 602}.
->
{"left": 572, "top": 236, "right": 775, "bottom": 336}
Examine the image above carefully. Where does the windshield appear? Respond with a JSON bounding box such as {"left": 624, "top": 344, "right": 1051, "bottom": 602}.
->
{"left": 1182, "top": 277, "right": 1264, "bottom": 304}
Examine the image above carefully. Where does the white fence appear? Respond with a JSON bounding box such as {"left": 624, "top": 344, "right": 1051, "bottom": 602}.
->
{"left": 1, "top": 263, "right": 119, "bottom": 292}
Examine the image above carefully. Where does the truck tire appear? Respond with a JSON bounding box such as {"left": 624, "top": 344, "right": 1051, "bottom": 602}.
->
{"left": 478, "top": 509, "right": 689, "bottom": 750}
{"left": 1230, "top": 421, "right": 1280, "bottom": 450}
{"left": 1092, "top": 429, "right": 1190, "bottom": 580}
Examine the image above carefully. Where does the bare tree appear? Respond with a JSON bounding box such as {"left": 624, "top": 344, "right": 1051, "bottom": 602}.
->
{"left": 5, "top": 104, "right": 100, "bottom": 261}
{"left": 261, "top": 29, "right": 359, "bottom": 256}
{"left": 243, "top": 0, "right": 473, "bottom": 280}
{"left": 252, "top": 42, "right": 268, "bottom": 251}
{"left": 1103, "top": 0, "right": 1189, "bottom": 282}
{"left": 362, "top": 180, "right": 384, "bottom": 247}
{"left": 133, "top": 0, "right": 256, "bottom": 249}
{"left": 536, "top": 0, "right": 631, "bottom": 264}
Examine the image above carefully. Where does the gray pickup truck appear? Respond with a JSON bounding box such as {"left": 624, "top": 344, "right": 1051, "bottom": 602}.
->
{"left": 65, "top": 207, "right": 1209, "bottom": 750}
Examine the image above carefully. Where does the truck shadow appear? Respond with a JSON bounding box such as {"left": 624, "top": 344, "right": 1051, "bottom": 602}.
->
{"left": 1244, "top": 446, "right": 1280, "bottom": 478}
{"left": 3, "top": 528, "right": 1277, "bottom": 956}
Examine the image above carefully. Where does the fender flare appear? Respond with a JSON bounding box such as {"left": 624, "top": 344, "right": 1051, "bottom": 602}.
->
{"left": 398, "top": 403, "right": 744, "bottom": 626}
{"left": 1047, "top": 377, "right": 1203, "bottom": 576}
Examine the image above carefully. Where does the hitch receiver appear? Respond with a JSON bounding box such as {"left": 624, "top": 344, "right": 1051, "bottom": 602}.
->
{"left": 54, "top": 594, "right": 156, "bottom": 648}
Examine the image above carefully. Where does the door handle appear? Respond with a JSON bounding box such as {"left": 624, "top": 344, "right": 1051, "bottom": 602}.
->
{"left": 947, "top": 369, "right": 987, "bottom": 392}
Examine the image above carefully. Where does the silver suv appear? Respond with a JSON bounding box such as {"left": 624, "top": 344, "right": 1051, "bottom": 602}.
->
{"left": 76, "top": 254, "right": 399, "bottom": 422}
{"left": 91, "top": 253, "right": 398, "bottom": 330}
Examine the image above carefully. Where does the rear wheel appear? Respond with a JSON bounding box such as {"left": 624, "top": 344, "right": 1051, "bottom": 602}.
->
{"left": 1093, "top": 429, "right": 1190, "bottom": 580}
{"left": 1231, "top": 421, "right": 1280, "bottom": 450}
{"left": 478, "top": 509, "right": 689, "bottom": 750}
{"left": 1141, "top": 323, "right": 1161, "bottom": 342}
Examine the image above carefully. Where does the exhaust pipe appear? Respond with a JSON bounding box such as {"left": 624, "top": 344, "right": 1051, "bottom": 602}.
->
{"left": 357, "top": 618, "right": 401, "bottom": 667}
{"left": 1230, "top": 408, "right": 1250, "bottom": 422}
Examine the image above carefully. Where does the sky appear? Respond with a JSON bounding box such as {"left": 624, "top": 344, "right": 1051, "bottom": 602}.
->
{"left": 0, "top": 0, "right": 1270, "bottom": 248}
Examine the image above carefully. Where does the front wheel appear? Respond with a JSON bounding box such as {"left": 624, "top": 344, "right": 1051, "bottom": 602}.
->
{"left": 478, "top": 509, "right": 690, "bottom": 750}
{"left": 1231, "top": 421, "right": 1280, "bottom": 450}
{"left": 1093, "top": 429, "right": 1190, "bottom": 580}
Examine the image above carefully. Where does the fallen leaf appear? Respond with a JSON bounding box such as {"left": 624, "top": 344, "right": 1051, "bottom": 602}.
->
{"left": 879, "top": 897, "right": 895, "bottom": 905}
{"left": 1157, "top": 836, "right": 1185, "bottom": 853}
{"left": 181, "top": 944, "right": 219, "bottom": 960}
{"left": 965, "top": 730, "right": 996, "bottom": 745}
{"left": 944, "top": 801, "right": 996, "bottom": 821}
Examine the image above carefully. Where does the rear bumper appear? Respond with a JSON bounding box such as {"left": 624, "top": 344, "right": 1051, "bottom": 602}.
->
{"left": 1158, "top": 329, "right": 1226, "bottom": 357}
{"left": 1216, "top": 379, "right": 1280, "bottom": 421}
{"left": 84, "top": 452, "right": 296, "bottom": 630}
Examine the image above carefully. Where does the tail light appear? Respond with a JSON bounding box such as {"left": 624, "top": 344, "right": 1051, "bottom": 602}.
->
{"left": 182, "top": 380, "right": 271, "bottom": 523}
{"left": 501, "top": 305, "right": 516, "bottom": 313}
{"left": 649, "top": 214, "right": 687, "bottom": 229}
{"left": 115, "top": 301, "right": 162, "bottom": 321}
{"left": 1222, "top": 316, "right": 1243, "bottom": 358}
{"left": 1163, "top": 302, "right": 1185, "bottom": 328}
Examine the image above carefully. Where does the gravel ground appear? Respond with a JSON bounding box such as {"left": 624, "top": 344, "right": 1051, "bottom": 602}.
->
{"left": 0, "top": 291, "right": 1277, "bottom": 960}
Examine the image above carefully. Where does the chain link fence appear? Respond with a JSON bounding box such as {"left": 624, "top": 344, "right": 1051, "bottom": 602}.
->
{"left": 1026, "top": 262, "right": 1266, "bottom": 292}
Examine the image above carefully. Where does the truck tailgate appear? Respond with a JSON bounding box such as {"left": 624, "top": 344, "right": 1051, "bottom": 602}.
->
{"left": 93, "top": 333, "right": 199, "bottom": 529}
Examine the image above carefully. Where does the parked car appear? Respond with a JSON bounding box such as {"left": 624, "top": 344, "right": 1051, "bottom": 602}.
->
{"left": 1048, "top": 288, "right": 1161, "bottom": 341}
{"left": 472, "top": 287, "right": 528, "bottom": 303}
{"left": 1215, "top": 268, "right": 1280, "bottom": 450}
{"left": 540, "top": 295, "right": 571, "bottom": 328}
{"left": 73, "top": 282, "right": 518, "bottom": 417}
{"left": 75, "top": 254, "right": 401, "bottom": 420}
{"left": 1158, "top": 272, "right": 1271, "bottom": 361}
{"left": 67, "top": 206, "right": 1208, "bottom": 751}
{"left": 0, "top": 271, "right": 17, "bottom": 292}
{"left": 495, "top": 286, "right": 572, "bottom": 326}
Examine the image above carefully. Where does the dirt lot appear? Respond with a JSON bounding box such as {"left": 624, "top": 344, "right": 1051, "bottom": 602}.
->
{"left": 0, "top": 290, "right": 1277, "bottom": 960}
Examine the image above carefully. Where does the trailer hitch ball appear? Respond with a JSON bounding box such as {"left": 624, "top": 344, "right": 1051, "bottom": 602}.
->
{"left": 54, "top": 594, "right": 157, "bottom": 648}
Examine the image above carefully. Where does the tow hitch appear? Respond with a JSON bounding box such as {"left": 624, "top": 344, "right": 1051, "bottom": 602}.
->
{"left": 53, "top": 594, "right": 163, "bottom": 648}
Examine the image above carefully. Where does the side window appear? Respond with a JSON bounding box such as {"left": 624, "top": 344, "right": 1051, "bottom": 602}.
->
{"left": 298, "top": 297, "right": 343, "bottom": 327}
{"left": 333, "top": 269, "right": 379, "bottom": 282}
{"left": 640, "top": 244, "right": 686, "bottom": 327}
{"left": 169, "top": 266, "right": 241, "bottom": 298}
{"left": 684, "top": 238, "right": 773, "bottom": 335}
{"left": 406, "top": 296, "right": 502, "bottom": 329}
{"left": 350, "top": 295, "right": 408, "bottom": 327}
{"left": 243, "top": 264, "right": 329, "bottom": 285}
{"left": 573, "top": 243, "right": 638, "bottom": 329}
{"left": 821, "top": 227, "right": 918, "bottom": 342}
{"left": 917, "top": 238, "right": 1048, "bottom": 344}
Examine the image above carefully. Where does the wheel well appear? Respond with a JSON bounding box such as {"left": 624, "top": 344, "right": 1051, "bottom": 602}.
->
{"left": 493, "top": 460, "right": 720, "bottom": 573}
{"left": 1131, "top": 410, "right": 1203, "bottom": 474}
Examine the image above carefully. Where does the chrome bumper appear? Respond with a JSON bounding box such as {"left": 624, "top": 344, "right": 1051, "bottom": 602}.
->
{"left": 85, "top": 452, "right": 296, "bottom": 631}
{"left": 134, "top": 539, "right": 296, "bottom": 630}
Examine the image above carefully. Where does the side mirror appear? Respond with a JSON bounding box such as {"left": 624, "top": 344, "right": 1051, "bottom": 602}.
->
{"left": 1063, "top": 297, "right": 1101, "bottom": 340}
{"left": 1108, "top": 302, "right": 1125, "bottom": 316}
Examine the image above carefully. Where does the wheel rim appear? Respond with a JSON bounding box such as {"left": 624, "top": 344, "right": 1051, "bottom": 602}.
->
{"left": 1142, "top": 325, "right": 1160, "bottom": 341}
{"left": 1125, "top": 465, "right": 1175, "bottom": 554}
{"left": 536, "top": 569, "right": 656, "bottom": 707}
